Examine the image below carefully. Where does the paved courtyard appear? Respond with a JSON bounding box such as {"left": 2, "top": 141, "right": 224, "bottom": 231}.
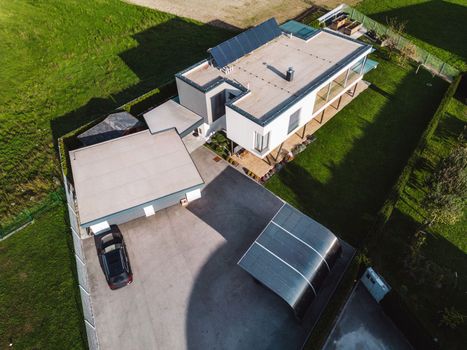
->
{"left": 82, "top": 146, "right": 309, "bottom": 350}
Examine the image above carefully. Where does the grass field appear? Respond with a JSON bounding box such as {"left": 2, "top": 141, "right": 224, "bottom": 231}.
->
{"left": 357, "top": 0, "right": 467, "bottom": 71}
{"left": 374, "top": 95, "right": 467, "bottom": 349}
{"left": 266, "top": 49, "right": 448, "bottom": 247}
{"left": 0, "top": 204, "right": 86, "bottom": 349}
{"left": 0, "top": 0, "right": 231, "bottom": 224}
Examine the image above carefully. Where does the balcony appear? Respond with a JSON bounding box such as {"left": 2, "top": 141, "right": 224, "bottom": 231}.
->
{"left": 229, "top": 81, "right": 370, "bottom": 180}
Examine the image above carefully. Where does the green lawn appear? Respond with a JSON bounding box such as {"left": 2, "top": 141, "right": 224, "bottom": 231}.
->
{"left": 0, "top": 0, "right": 231, "bottom": 224}
{"left": 357, "top": 0, "right": 467, "bottom": 71}
{"left": 0, "top": 204, "right": 86, "bottom": 349}
{"left": 374, "top": 96, "right": 467, "bottom": 349}
{"left": 266, "top": 49, "right": 448, "bottom": 247}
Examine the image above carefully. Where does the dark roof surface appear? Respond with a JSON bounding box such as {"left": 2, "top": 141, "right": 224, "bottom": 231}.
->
{"left": 238, "top": 204, "right": 342, "bottom": 318}
{"left": 77, "top": 111, "right": 142, "bottom": 146}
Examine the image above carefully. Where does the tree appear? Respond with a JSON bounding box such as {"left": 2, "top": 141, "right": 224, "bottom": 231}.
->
{"left": 423, "top": 136, "right": 467, "bottom": 225}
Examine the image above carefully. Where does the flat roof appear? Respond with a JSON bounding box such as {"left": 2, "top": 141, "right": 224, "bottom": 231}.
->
{"left": 70, "top": 129, "right": 204, "bottom": 225}
{"left": 184, "top": 30, "right": 368, "bottom": 121}
{"left": 143, "top": 99, "right": 203, "bottom": 137}
{"left": 238, "top": 203, "right": 342, "bottom": 318}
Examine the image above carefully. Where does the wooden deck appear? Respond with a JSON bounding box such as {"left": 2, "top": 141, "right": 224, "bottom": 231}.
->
{"left": 231, "top": 81, "right": 369, "bottom": 179}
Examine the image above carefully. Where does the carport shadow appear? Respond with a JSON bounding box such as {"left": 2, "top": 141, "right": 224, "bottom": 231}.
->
{"left": 185, "top": 166, "right": 308, "bottom": 349}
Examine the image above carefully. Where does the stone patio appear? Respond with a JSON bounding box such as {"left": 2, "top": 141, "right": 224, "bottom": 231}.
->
{"left": 230, "top": 81, "right": 369, "bottom": 179}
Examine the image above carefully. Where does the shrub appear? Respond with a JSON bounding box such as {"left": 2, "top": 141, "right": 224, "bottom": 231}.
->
{"left": 423, "top": 137, "right": 467, "bottom": 225}
{"left": 440, "top": 307, "right": 465, "bottom": 329}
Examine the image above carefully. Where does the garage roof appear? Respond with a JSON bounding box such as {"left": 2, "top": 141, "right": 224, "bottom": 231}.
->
{"left": 143, "top": 99, "right": 203, "bottom": 137}
{"left": 70, "top": 129, "right": 204, "bottom": 226}
{"left": 238, "top": 203, "right": 342, "bottom": 318}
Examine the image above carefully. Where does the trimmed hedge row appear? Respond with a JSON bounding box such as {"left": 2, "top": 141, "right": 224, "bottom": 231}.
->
{"left": 373, "top": 74, "right": 462, "bottom": 233}
{"left": 58, "top": 81, "right": 177, "bottom": 179}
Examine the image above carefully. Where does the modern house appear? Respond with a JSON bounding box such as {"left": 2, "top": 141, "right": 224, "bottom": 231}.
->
{"left": 173, "top": 18, "right": 376, "bottom": 161}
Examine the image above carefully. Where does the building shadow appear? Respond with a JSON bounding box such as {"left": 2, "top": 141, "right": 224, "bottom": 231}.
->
{"left": 271, "top": 65, "right": 448, "bottom": 248}
{"left": 50, "top": 18, "right": 233, "bottom": 148}
{"left": 367, "top": 0, "right": 467, "bottom": 62}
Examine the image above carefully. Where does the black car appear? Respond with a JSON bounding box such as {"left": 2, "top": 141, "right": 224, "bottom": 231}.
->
{"left": 95, "top": 225, "right": 133, "bottom": 290}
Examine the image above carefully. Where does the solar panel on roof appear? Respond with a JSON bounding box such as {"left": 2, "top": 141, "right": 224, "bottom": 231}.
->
{"left": 210, "top": 46, "right": 229, "bottom": 68}
{"left": 230, "top": 37, "right": 246, "bottom": 57}
{"left": 237, "top": 31, "right": 255, "bottom": 53}
{"left": 210, "top": 18, "right": 281, "bottom": 67}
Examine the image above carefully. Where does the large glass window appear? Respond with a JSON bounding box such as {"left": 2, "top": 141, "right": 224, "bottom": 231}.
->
{"left": 254, "top": 131, "right": 270, "bottom": 153}
{"left": 210, "top": 91, "right": 226, "bottom": 122}
{"left": 288, "top": 109, "right": 301, "bottom": 134}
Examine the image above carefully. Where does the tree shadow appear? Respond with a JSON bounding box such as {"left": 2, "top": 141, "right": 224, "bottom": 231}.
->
{"left": 374, "top": 207, "right": 467, "bottom": 348}
{"left": 368, "top": 0, "right": 467, "bottom": 62}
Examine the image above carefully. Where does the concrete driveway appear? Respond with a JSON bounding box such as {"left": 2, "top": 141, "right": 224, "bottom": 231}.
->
{"left": 83, "top": 147, "right": 308, "bottom": 350}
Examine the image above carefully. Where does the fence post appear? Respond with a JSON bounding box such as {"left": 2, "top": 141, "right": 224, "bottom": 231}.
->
{"left": 439, "top": 63, "right": 445, "bottom": 75}
{"left": 424, "top": 53, "right": 430, "bottom": 65}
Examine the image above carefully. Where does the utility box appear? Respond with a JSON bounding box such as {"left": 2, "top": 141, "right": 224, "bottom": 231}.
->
{"left": 361, "top": 267, "right": 390, "bottom": 303}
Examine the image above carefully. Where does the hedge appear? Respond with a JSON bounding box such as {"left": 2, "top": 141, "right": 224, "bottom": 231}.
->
{"left": 373, "top": 74, "right": 462, "bottom": 233}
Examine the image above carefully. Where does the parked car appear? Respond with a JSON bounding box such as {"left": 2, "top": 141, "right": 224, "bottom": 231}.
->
{"left": 95, "top": 225, "right": 133, "bottom": 290}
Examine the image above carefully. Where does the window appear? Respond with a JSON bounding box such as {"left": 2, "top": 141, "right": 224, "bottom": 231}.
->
{"left": 210, "top": 91, "right": 226, "bottom": 122}
{"left": 254, "top": 131, "right": 270, "bottom": 153}
{"left": 288, "top": 109, "right": 301, "bottom": 134}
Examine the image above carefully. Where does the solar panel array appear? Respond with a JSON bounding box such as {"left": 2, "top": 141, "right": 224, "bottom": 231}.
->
{"left": 210, "top": 18, "right": 282, "bottom": 68}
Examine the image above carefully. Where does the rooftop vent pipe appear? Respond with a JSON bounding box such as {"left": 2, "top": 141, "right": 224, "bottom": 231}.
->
{"left": 286, "top": 67, "right": 295, "bottom": 82}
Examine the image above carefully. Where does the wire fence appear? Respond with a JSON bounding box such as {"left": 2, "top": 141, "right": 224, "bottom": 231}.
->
{"left": 0, "top": 190, "right": 65, "bottom": 239}
{"left": 343, "top": 6, "right": 459, "bottom": 82}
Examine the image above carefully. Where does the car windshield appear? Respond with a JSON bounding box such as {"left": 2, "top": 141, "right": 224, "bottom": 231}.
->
{"left": 104, "top": 249, "right": 125, "bottom": 277}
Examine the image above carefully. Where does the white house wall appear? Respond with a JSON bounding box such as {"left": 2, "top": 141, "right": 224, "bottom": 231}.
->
{"left": 176, "top": 76, "right": 208, "bottom": 122}
{"left": 263, "top": 91, "right": 317, "bottom": 155}
{"left": 226, "top": 106, "right": 264, "bottom": 155}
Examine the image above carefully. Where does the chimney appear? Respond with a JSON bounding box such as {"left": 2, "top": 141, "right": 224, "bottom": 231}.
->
{"left": 286, "top": 67, "right": 295, "bottom": 82}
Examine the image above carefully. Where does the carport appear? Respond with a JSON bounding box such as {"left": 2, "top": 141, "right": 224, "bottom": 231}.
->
{"left": 238, "top": 203, "right": 343, "bottom": 319}
{"left": 69, "top": 128, "right": 204, "bottom": 233}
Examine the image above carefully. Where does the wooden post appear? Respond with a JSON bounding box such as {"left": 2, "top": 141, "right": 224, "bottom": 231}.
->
{"left": 337, "top": 95, "right": 343, "bottom": 110}
{"left": 319, "top": 109, "right": 325, "bottom": 123}
{"left": 274, "top": 143, "right": 284, "bottom": 161}
{"left": 301, "top": 124, "right": 307, "bottom": 139}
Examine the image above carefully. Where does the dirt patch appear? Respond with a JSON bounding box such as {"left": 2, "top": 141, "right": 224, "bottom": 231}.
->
{"left": 127, "top": 0, "right": 307, "bottom": 29}
{"left": 127, "top": 1, "right": 362, "bottom": 29}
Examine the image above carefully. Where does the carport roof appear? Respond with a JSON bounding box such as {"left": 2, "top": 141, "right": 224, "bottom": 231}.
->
{"left": 238, "top": 203, "right": 342, "bottom": 318}
{"left": 143, "top": 99, "right": 203, "bottom": 138}
{"left": 70, "top": 129, "right": 204, "bottom": 226}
